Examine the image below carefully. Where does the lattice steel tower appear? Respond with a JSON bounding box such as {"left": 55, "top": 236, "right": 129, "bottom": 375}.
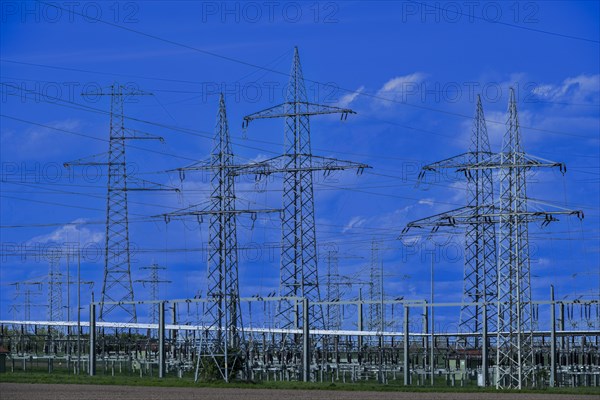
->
{"left": 161, "top": 94, "right": 278, "bottom": 381}
{"left": 404, "top": 89, "right": 583, "bottom": 389}
{"left": 205, "top": 94, "right": 243, "bottom": 357}
{"left": 241, "top": 47, "right": 369, "bottom": 331}
{"left": 408, "top": 96, "right": 497, "bottom": 339}
{"left": 48, "top": 257, "right": 63, "bottom": 322}
{"left": 325, "top": 250, "right": 342, "bottom": 331}
{"left": 136, "top": 263, "right": 170, "bottom": 324}
{"left": 65, "top": 84, "right": 168, "bottom": 322}
{"left": 368, "top": 241, "right": 383, "bottom": 332}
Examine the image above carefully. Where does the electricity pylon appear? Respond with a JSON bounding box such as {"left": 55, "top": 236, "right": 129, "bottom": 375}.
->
{"left": 160, "top": 94, "right": 278, "bottom": 382}
{"left": 135, "top": 263, "right": 170, "bottom": 324}
{"left": 368, "top": 241, "right": 383, "bottom": 333}
{"left": 239, "top": 47, "right": 370, "bottom": 332}
{"left": 48, "top": 257, "right": 63, "bottom": 322}
{"left": 65, "top": 83, "right": 176, "bottom": 323}
{"left": 325, "top": 250, "right": 342, "bottom": 331}
{"left": 403, "top": 89, "right": 583, "bottom": 389}
{"left": 10, "top": 281, "right": 45, "bottom": 321}
{"left": 407, "top": 96, "right": 497, "bottom": 340}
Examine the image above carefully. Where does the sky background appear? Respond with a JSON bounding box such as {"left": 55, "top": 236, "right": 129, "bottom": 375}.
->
{"left": 1, "top": 0, "right": 598, "bottom": 331}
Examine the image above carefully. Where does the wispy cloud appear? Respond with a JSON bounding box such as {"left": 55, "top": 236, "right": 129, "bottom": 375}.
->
{"left": 337, "top": 85, "right": 365, "bottom": 108}
{"left": 375, "top": 73, "right": 427, "bottom": 106}
{"left": 28, "top": 218, "right": 103, "bottom": 245}
{"left": 342, "top": 216, "right": 367, "bottom": 233}
{"left": 532, "top": 74, "right": 600, "bottom": 105}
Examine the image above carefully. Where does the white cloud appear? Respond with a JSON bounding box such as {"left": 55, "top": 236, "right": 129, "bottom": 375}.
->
{"left": 342, "top": 216, "right": 367, "bottom": 233}
{"left": 337, "top": 86, "right": 365, "bottom": 108}
{"left": 28, "top": 218, "right": 103, "bottom": 246}
{"left": 532, "top": 74, "right": 599, "bottom": 104}
{"left": 376, "top": 73, "right": 428, "bottom": 106}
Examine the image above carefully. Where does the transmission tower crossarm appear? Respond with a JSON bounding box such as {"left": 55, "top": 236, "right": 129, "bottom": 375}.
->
{"left": 63, "top": 152, "right": 110, "bottom": 167}
{"left": 403, "top": 205, "right": 583, "bottom": 235}
{"left": 155, "top": 206, "right": 281, "bottom": 223}
{"left": 418, "top": 151, "right": 495, "bottom": 180}
{"left": 458, "top": 152, "right": 567, "bottom": 173}
{"left": 125, "top": 177, "right": 180, "bottom": 192}
{"left": 242, "top": 102, "right": 356, "bottom": 127}
{"left": 117, "top": 128, "right": 165, "bottom": 142}
{"left": 231, "top": 154, "right": 370, "bottom": 176}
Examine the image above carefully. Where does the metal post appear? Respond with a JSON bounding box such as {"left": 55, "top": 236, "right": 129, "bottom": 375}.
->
{"left": 550, "top": 286, "right": 556, "bottom": 387}
{"left": 158, "top": 301, "right": 165, "bottom": 378}
{"left": 89, "top": 297, "right": 96, "bottom": 376}
{"left": 171, "top": 303, "right": 177, "bottom": 358}
{"left": 423, "top": 301, "right": 428, "bottom": 367}
{"left": 482, "top": 302, "right": 488, "bottom": 387}
{"left": 77, "top": 250, "right": 81, "bottom": 374}
{"left": 403, "top": 304, "right": 410, "bottom": 386}
{"left": 430, "top": 257, "right": 435, "bottom": 386}
{"left": 302, "top": 298, "right": 310, "bottom": 382}
{"left": 559, "top": 302, "right": 565, "bottom": 350}
{"left": 357, "top": 290, "right": 363, "bottom": 351}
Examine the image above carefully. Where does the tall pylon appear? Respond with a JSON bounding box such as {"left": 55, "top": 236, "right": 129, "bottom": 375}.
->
{"left": 240, "top": 47, "right": 370, "bottom": 332}
{"left": 461, "top": 96, "right": 497, "bottom": 340}
{"left": 204, "top": 94, "right": 244, "bottom": 373}
{"left": 408, "top": 96, "right": 498, "bottom": 339}
{"left": 403, "top": 89, "right": 583, "bottom": 389}
{"left": 65, "top": 83, "right": 174, "bottom": 323}
{"left": 495, "top": 88, "right": 535, "bottom": 389}
{"left": 102, "top": 84, "right": 136, "bottom": 322}
{"left": 160, "top": 94, "right": 279, "bottom": 381}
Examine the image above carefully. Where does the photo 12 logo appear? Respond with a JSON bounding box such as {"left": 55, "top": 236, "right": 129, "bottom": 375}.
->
{"left": 1, "top": 1, "right": 140, "bottom": 24}
{"left": 200, "top": 1, "right": 340, "bottom": 24}
{"left": 400, "top": 1, "right": 539, "bottom": 24}
{"left": 1, "top": 80, "right": 144, "bottom": 104}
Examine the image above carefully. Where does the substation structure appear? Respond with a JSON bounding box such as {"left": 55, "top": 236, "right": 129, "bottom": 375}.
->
{"left": 0, "top": 294, "right": 598, "bottom": 388}
{"left": 2, "top": 49, "right": 599, "bottom": 391}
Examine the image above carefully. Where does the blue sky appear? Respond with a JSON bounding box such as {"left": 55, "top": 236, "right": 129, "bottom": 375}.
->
{"left": 1, "top": 1, "right": 598, "bottom": 329}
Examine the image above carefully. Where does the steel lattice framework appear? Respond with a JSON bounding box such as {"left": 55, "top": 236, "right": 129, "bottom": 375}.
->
{"left": 403, "top": 89, "right": 583, "bottom": 389}
{"left": 48, "top": 258, "right": 63, "bottom": 322}
{"left": 408, "top": 96, "right": 497, "bottom": 340}
{"left": 325, "top": 250, "right": 342, "bottom": 331}
{"left": 368, "top": 241, "right": 382, "bottom": 333}
{"left": 135, "top": 263, "right": 170, "bottom": 324}
{"left": 102, "top": 86, "right": 136, "bottom": 321}
{"left": 65, "top": 84, "right": 172, "bottom": 323}
{"left": 495, "top": 89, "right": 535, "bottom": 389}
{"left": 205, "top": 94, "right": 244, "bottom": 375}
{"left": 160, "top": 94, "right": 279, "bottom": 381}
{"left": 240, "top": 47, "right": 370, "bottom": 332}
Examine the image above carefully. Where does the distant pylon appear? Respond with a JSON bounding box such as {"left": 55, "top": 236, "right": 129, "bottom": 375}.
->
{"left": 325, "top": 250, "right": 342, "bottom": 331}
{"left": 48, "top": 257, "right": 63, "bottom": 322}
{"left": 368, "top": 241, "right": 382, "bottom": 333}
{"left": 240, "top": 47, "right": 370, "bottom": 332}
{"left": 136, "top": 263, "right": 170, "bottom": 324}
{"left": 10, "top": 281, "right": 44, "bottom": 321}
